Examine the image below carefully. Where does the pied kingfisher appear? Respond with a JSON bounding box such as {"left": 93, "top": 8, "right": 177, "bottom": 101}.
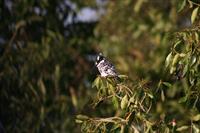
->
{"left": 95, "top": 53, "right": 119, "bottom": 78}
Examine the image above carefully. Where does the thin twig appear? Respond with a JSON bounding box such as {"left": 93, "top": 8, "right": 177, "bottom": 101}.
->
{"left": 118, "top": 84, "right": 133, "bottom": 96}
{"left": 140, "top": 93, "right": 146, "bottom": 104}
{"left": 138, "top": 102, "right": 146, "bottom": 112}
{"left": 146, "top": 101, "right": 152, "bottom": 113}
{"left": 93, "top": 122, "right": 103, "bottom": 132}
{"left": 93, "top": 117, "right": 127, "bottom": 124}
{"left": 4, "top": 30, "right": 18, "bottom": 55}
{"left": 131, "top": 125, "right": 140, "bottom": 133}
{"left": 188, "top": 0, "right": 200, "bottom": 7}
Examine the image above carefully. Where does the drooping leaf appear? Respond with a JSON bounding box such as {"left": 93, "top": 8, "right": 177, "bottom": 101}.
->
{"left": 192, "top": 114, "right": 200, "bottom": 121}
{"left": 161, "top": 89, "right": 165, "bottom": 101}
{"left": 191, "top": 7, "right": 199, "bottom": 24}
{"left": 182, "top": 65, "right": 188, "bottom": 77}
{"left": 121, "top": 95, "right": 129, "bottom": 110}
{"left": 176, "top": 126, "right": 189, "bottom": 131}
{"left": 162, "top": 82, "right": 172, "bottom": 88}
{"left": 38, "top": 79, "right": 46, "bottom": 97}
{"left": 75, "top": 119, "right": 83, "bottom": 124}
{"left": 172, "top": 54, "right": 180, "bottom": 67}
{"left": 191, "top": 56, "right": 197, "bottom": 66}
{"left": 92, "top": 76, "right": 101, "bottom": 89}
{"left": 174, "top": 40, "right": 182, "bottom": 49}
{"left": 178, "top": 0, "right": 186, "bottom": 12}
{"left": 76, "top": 115, "right": 89, "bottom": 120}
{"left": 170, "top": 66, "right": 176, "bottom": 74}
{"left": 178, "top": 96, "right": 187, "bottom": 103}
{"left": 147, "top": 92, "right": 154, "bottom": 99}
{"left": 165, "top": 52, "right": 173, "bottom": 67}
{"left": 109, "top": 84, "right": 119, "bottom": 109}
{"left": 192, "top": 124, "right": 200, "bottom": 133}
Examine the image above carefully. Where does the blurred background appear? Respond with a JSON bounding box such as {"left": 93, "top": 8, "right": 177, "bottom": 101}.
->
{"left": 0, "top": 0, "right": 199, "bottom": 132}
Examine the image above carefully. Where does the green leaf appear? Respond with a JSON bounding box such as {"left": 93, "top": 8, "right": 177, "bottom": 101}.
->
{"left": 54, "top": 65, "right": 60, "bottom": 85}
{"left": 195, "top": 32, "right": 199, "bottom": 43}
{"left": 189, "top": 69, "right": 195, "bottom": 85}
{"left": 170, "top": 66, "right": 176, "bottom": 74}
{"left": 192, "top": 124, "right": 200, "bottom": 133}
{"left": 178, "top": 0, "right": 186, "bottom": 12}
{"left": 172, "top": 54, "right": 180, "bottom": 66}
{"left": 129, "top": 95, "right": 136, "bottom": 103}
{"left": 101, "top": 78, "right": 108, "bottom": 92}
{"left": 162, "top": 82, "right": 172, "bottom": 88}
{"left": 134, "top": 0, "right": 145, "bottom": 13}
{"left": 182, "top": 65, "right": 188, "bottom": 77}
{"left": 178, "top": 96, "right": 187, "bottom": 103}
{"left": 188, "top": 0, "right": 193, "bottom": 8}
{"left": 147, "top": 93, "right": 154, "bottom": 99}
{"left": 92, "top": 77, "right": 100, "bottom": 89}
{"left": 191, "top": 7, "right": 199, "bottom": 24}
{"left": 165, "top": 52, "right": 173, "bottom": 67}
{"left": 164, "top": 127, "right": 170, "bottom": 133}
{"left": 76, "top": 115, "right": 89, "bottom": 120}
{"left": 179, "top": 53, "right": 186, "bottom": 57}
{"left": 118, "top": 75, "right": 128, "bottom": 80}
{"left": 121, "top": 95, "right": 129, "bottom": 110}
{"left": 191, "top": 56, "right": 197, "bottom": 66}
{"left": 176, "top": 126, "right": 189, "bottom": 131}
{"left": 161, "top": 90, "right": 165, "bottom": 101}
{"left": 38, "top": 79, "right": 46, "bottom": 97}
{"left": 112, "top": 96, "right": 119, "bottom": 109}
{"left": 108, "top": 83, "right": 119, "bottom": 108}
{"left": 192, "top": 114, "right": 200, "bottom": 121}
{"left": 75, "top": 119, "right": 83, "bottom": 123}
{"left": 174, "top": 40, "right": 182, "bottom": 49}
{"left": 193, "top": 96, "right": 199, "bottom": 108}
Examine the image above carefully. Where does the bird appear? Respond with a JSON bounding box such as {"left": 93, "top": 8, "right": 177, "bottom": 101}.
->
{"left": 95, "top": 53, "right": 119, "bottom": 79}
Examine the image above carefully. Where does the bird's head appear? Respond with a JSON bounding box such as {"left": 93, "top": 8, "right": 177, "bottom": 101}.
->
{"left": 95, "top": 53, "right": 104, "bottom": 65}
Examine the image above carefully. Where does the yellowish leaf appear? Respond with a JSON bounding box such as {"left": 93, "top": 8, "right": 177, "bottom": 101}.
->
{"left": 191, "top": 7, "right": 199, "bottom": 24}
{"left": 121, "top": 95, "right": 128, "bottom": 109}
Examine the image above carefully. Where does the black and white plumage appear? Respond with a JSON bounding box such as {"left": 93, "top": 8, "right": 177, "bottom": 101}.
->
{"left": 95, "top": 53, "right": 118, "bottom": 77}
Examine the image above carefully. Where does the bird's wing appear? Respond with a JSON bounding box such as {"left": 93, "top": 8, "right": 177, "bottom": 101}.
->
{"left": 103, "top": 60, "right": 118, "bottom": 76}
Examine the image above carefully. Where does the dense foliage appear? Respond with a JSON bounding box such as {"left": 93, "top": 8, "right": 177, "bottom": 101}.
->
{"left": 0, "top": 0, "right": 97, "bottom": 132}
{"left": 0, "top": 0, "right": 199, "bottom": 132}
{"left": 76, "top": 0, "right": 200, "bottom": 132}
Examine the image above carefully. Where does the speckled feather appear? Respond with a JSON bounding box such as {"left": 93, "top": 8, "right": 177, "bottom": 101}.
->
{"left": 96, "top": 56, "right": 118, "bottom": 77}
